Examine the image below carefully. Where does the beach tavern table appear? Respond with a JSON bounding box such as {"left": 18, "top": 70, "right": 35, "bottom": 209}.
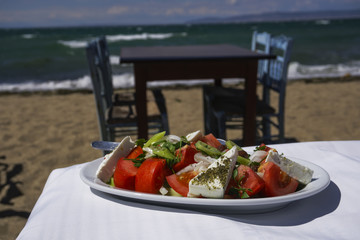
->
{"left": 120, "top": 44, "right": 275, "bottom": 146}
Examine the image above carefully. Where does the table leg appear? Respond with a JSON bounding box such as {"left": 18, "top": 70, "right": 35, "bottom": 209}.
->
{"left": 243, "top": 60, "right": 258, "bottom": 146}
{"left": 214, "top": 78, "right": 222, "bottom": 87}
{"left": 134, "top": 64, "right": 148, "bottom": 139}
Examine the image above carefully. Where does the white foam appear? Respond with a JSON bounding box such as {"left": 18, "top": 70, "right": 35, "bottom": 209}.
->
{"left": 58, "top": 40, "right": 88, "bottom": 48}
{"left": 106, "top": 32, "right": 185, "bottom": 42}
{"left": 22, "top": 34, "right": 36, "bottom": 39}
{"left": 2, "top": 61, "right": 360, "bottom": 93}
{"left": 287, "top": 61, "right": 360, "bottom": 79}
{"left": 110, "top": 55, "right": 120, "bottom": 65}
{"left": 113, "top": 74, "right": 242, "bottom": 89}
{"left": 0, "top": 76, "right": 93, "bottom": 92}
{"left": 57, "top": 32, "right": 186, "bottom": 49}
{"left": 315, "top": 20, "right": 330, "bottom": 25}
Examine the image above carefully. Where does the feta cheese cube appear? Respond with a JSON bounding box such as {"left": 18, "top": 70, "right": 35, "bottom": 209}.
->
{"left": 266, "top": 150, "right": 314, "bottom": 185}
{"left": 96, "top": 136, "right": 135, "bottom": 183}
{"left": 188, "top": 146, "right": 237, "bottom": 198}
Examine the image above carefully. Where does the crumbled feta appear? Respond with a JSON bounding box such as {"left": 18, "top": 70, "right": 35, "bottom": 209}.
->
{"left": 186, "top": 130, "right": 203, "bottom": 142}
{"left": 164, "top": 135, "right": 181, "bottom": 144}
{"left": 249, "top": 150, "right": 268, "bottom": 162}
{"left": 194, "top": 152, "right": 217, "bottom": 164}
{"left": 177, "top": 161, "right": 211, "bottom": 175}
{"left": 159, "top": 186, "right": 169, "bottom": 195}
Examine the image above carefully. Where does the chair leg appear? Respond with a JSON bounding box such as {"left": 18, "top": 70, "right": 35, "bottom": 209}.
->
{"left": 151, "top": 89, "right": 170, "bottom": 134}
{"left": 161, "top": 113, "right": 170, "bottom": 134}
{"left": 213, "top": 110, "right": 227, "bottom": 139}
{"left": 278, "top": 114, "right": 285, "bottom": 143}
{"left": 261, "top": 115, "right": 271, "bottom": 143}
{"left": 108, "top": 127, "right": 115, "bottom": 142}
{"left": 203, "top": 87, "right": 214, "bottom": 135}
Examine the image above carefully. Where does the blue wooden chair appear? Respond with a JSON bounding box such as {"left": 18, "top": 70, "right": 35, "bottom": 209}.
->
{"left": 203, "top": 31, "right": 272, "bottom": 139}
{"left": 86, "top": 36, "right": 169, "bottom": 142}
{"left": 203, "top": 32, "right": 293, "bottom": 143}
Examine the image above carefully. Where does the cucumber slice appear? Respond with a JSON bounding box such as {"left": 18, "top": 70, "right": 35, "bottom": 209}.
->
{"left": 144, "top": 131, "right": 166, "bottom": 148}
{"left": 225, "top": 140, "right": 244, "bottom": 151}
{"left": 152, "top": 147, "right": 176, "bottom": 160}
{"left": 195, "top": 141, "right": 222, "bottom": 158}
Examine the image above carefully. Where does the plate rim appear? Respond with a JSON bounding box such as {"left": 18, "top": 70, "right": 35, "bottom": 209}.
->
{"left": 80, "top": 156, "right": 330, "bottom": 209}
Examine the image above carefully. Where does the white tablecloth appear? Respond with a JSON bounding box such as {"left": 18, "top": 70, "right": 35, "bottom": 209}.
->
{"left": 18, "top": 141, "right": 360, "bottom": 240}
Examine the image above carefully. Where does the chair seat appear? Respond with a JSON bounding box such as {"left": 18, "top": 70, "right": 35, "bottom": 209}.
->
{"left": 205, "top": 86, "right": 276, "bottom": 116}
{"left": 107, "top": 105, "right": 164, "bottom": 125}
{"left": 112, "top": 92, "right": 136, "bottom": 106}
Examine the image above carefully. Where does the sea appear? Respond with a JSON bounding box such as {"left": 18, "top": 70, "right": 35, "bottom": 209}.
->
{"left": 1, "top": 18, "right": 360, "bottom": 92}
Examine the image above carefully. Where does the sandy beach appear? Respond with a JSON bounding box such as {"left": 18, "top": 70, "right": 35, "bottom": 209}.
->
{"left": 1, "top": 77, "right": 360, "bottom": 239}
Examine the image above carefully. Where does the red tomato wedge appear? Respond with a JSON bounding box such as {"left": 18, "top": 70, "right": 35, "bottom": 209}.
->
{"left": 259, "top": 162, "right": 299, "bottom": 197}
{"left": 172, "top": 145, "right": 198, "bottom": 172}
{"left": 258, "top": 143, "right": 272, "bottom": 152}
{"left": 126, "top": 146, "right": 143, "bottom": 159}
{"left": 135, "top": 158, "right": 168, "bottom": 194}
{"left": 113, "top": 157, "right": 138, "bottom": 190}
{"left": 200, "top": 133, "right": 222, "bottom": 149}
{"left": 226, "top": 165, "right": 265, "bottom": 198}
{"left": 166, "top": 171, "right": 198, "bottom": 197}
{"left": 236, "top": 165, "right": 265, "bottom": 197}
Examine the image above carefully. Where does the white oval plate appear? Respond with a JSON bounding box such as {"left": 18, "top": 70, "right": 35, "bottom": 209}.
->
{"left": 80, "top": 156, "right": 330, "bottom": 214}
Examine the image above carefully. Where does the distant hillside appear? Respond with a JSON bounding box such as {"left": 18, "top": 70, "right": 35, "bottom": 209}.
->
{"left": 187, "top": 9, "right": 360, "bottom": 24}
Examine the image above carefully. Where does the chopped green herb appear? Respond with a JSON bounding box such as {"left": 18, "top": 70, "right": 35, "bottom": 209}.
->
{"left": 233, "top": 169, "right": 238, "bottom": 180}
{"left": 127, "top": 153, "right": 146, "bottom": 168}
{"left": 228, "top": 169, "right": 252, "bottom": 199}
{"left": 135, "top": 138, "right": 146, "bottom": 147}
{"left": 255, "top": 145, "right": 266, "bottom": 151}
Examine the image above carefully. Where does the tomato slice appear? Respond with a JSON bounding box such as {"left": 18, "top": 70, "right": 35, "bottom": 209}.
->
{"left": 166, "top": 171, "right": 198, "bottom": 197}
{"left": 126, "top": 146, "right": 143, "bottom": 159}
{"left": 172, "top": 145, "right": 198, "bottom": 172}
{"left": 259, "top": 162, "right": 299, "bottom": 197}
{"left": 237, "top": 165, "right": 265, "bottom": 197}
{"left": 226, "top": 165, "right": 265, "bottom": 198}
{"left": 135, "top": 158, "right": 168, "bottom": 194}
{"left": 199, "top": 133, "right": 222, "bottom": 149}
{"left": 258, "top": 143, "right": 272, "bottom": 152}
{"left": 113, "top": 157, "right": 138, "bottom": 190}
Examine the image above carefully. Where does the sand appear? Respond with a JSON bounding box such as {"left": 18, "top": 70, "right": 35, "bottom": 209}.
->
{"left": 1, "top": 77, "right": 360, "bottom": 239}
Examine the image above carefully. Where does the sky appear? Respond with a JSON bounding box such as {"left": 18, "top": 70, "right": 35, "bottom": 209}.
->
{"left": 1, "top": 0, "right": 360, "bottom": 28}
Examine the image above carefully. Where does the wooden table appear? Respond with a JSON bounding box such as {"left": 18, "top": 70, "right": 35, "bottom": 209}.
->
{"left": 120, "top": 44, "right": 274, "bottom": 146}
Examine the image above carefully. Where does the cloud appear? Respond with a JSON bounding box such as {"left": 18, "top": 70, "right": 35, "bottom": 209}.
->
{"left": 165, "top": 8, "right": 185, "bottom": 16}
{"left": 107, "top": 6, "right": 130, "bottom": 15}
{"left": 188, "top": 7, "right": 219, "bottom": 16}
{"left": 226, "top": 0, "right": 238, "bottom": 5}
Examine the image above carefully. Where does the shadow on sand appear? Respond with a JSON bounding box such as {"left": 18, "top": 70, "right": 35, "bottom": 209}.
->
{"left": 0, "top": 155, "right": 30, "bottom": 218}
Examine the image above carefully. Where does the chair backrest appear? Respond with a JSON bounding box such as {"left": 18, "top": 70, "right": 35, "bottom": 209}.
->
{"left": 251, "top": 31, "right": 272, "bottom": 84}
{"left": 94, "top": 36, "right": 115, "bottom": 109}
{"left": 86, "top": 40, "right": 109, "bottom": 141}
{"left": 266, "top": 35, "right": 293, "bottom": 93}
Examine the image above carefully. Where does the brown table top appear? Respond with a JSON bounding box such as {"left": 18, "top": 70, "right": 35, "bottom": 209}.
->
{"left": 120, "top": 44, "right": 274, "bottom": 63}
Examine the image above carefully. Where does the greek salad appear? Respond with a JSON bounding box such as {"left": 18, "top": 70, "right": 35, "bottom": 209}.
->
{"left": 96, "top": 131, "right": 314, "bottom": 199}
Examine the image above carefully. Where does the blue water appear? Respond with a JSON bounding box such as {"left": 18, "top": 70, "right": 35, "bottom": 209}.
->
{"left": 1, "top": 18, "right": 360, "bottom": 92}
